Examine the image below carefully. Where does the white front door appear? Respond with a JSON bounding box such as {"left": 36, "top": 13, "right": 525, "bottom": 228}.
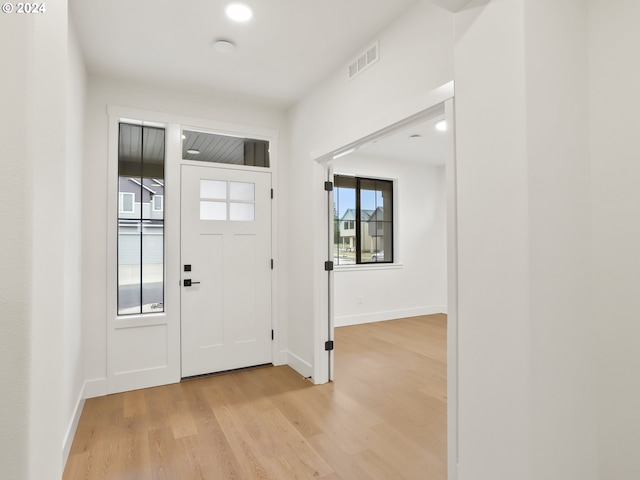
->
{"left": 180, "top": 164, "right": 272, "bottom": 377}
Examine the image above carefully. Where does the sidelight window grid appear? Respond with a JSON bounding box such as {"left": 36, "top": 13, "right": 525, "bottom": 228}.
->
{"left": 117, "top": 122, "right": 166, "bottom": 315}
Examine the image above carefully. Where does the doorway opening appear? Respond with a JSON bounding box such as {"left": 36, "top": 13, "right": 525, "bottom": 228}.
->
{"left": 316, "top": 95, "right": 458, "bottom": 479}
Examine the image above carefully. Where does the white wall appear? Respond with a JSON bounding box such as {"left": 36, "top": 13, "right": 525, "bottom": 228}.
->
{"left": 287, "top": 0, "right": 454, "bottom": 376}
{"left": 0, "top": 12, "right": 33, "bottom": 480}
{"left": 62, "top": 21, "right": 88, "bottom": 462}
{"left": 28, "top": 2, "right": 69, "bottom": 477}
{"left": 333, "top": 155, "right": 447, "bottom": 326}
{"left": 0, "top": 1, "right": 73, "bottom": 478}
{"left": 454, "top": 0, "right": 597, "bottom": 478}
{"left": 589, "top": 1, "right": 640, "bottom": 478}
{"left": 82, "top": 76, "right": 286, "bottom": 391}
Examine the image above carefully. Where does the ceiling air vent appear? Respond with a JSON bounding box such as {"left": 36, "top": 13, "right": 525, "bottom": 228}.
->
{"left": 348, "top": 41, "right": 379, "bottom": 80}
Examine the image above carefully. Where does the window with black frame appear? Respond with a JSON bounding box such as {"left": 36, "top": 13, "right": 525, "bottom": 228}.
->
{"left": 117, "top": 122, "right": 165, "bottom": 315}
{"left": 334, "top": 175, "right": 393, "bottom": 265}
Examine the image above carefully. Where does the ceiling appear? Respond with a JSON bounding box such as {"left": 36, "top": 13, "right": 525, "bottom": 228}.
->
{"left": 70, "top": 0, "right": 420, "bottom": 109}
{"left": 72, "top": 0, "right": 451, "bottom": 164}
{"left": 356, "top": 114, "right": 448, "bottom": 166}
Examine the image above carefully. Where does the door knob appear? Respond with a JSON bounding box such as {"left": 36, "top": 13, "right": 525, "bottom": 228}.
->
{"left": 183, "top": 279, "right": 201, "bottom": 287}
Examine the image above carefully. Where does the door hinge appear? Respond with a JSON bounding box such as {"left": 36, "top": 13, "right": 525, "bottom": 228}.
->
{"left": 271, "top": 188, "right": 274, "bottom": 199}
{"left": 324, "top": 261, "right": 334, "bottom": 271}
{"left": 324, "top": 181, "right": 333, "bottom": 192}
{"left": 272, "top": 329, "right": 274, "bottom": 340}
{"left": 271, "top": 259, "right": 274, "bottom": 270}
{"left": 325, "top": 340, "right": 334, "bottom": 351}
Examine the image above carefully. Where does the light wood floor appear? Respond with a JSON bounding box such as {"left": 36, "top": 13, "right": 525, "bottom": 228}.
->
{"left": 64, "top": 314, "right": 447, "bottom": 480}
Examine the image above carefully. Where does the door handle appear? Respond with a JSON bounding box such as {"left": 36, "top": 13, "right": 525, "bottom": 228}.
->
{"left": 183, "top": 279, "right": 201, "bottom": 287}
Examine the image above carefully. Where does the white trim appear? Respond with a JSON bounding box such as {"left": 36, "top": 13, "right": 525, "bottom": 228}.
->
{"left": 62, "top": 386, "right": 86, "bottom": 466}
{"left": 334, "top": 262, "right": 403, "bottom": 272}
{"left": 83, "top": 377, "right": 107, "bottom": 399}
{"left": 287, "top": 351, "right": 313, "bottom": 379}
{"left": 335, "top": 306, "right": 447, "bottom": 328}
{"left": 275, "top": 349, "right": 288, "bottom": 366}
{"left": 444, "top": 97, "right": 459, "bottom": 480}
{"left": 108, "top": 105, "right": 279, "bottom": 143}
{"left": 107, "top": 110, "right": 180, "bottom": 395}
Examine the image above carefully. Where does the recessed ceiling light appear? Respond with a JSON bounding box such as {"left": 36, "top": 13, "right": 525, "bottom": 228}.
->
{"left": 226, "top": 3, "right": 252, "bottom": 22}
{"left": 187, "top": 149, "right": 200, "bottom": 155}
{"left": 213, "top": 39, "right": 235, "bottom": 54}
{"left": 435, "top": 120, "right": 447, "bottom": 132}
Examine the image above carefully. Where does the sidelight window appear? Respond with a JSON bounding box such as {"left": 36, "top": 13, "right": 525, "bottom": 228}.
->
{"left": 117, "top": 123, "right": 165, "bottom": 315}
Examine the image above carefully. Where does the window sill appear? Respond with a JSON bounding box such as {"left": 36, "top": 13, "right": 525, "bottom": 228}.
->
{"left": 334, "top": 263, "right": 403, "bottom": 272}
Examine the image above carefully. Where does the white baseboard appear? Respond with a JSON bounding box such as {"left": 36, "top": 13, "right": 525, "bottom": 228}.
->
{"left": 287, "top": 351, "right": 313, "bottom": 379}
{"left": 335, "top": 305, "right": 447, "bottom": 327}
{"left": 84, "top": 377, "right": 107, "bottom": 399}
{"left": 274, "top": 349, "right": 288, "bottom": 366}
{"left": 63, "top": 377, "right": 108, "bottom": 467}
{"left": 62, "top": 383, "right": 86, "bottom": 466}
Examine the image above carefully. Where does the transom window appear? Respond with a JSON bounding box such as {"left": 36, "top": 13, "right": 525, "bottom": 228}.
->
{"left": 334, "top": 175, "right": 394, "bottom": 265}
{"left": 182, "top": 130, "right": 270, "bottom": 168}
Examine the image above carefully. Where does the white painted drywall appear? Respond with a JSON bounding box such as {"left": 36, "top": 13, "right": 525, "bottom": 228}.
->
{"left": 524, "top": 2, "right": 597, "bottom": 478}
{"left": 7, "top": 2, "right": 71, "bottom": 479}
{"left": 454, "top": 0, "right": 597, "bottom": 478}
{"left": 333, "top": 155, "right": 447, "bottom": 326}
{"left": 82, "top": 77, "right": 286, "bottom": 389}
{"left": 454, "top": 2, "right": 531, "bottom": 475}
{"left": 0, "top": 4, "right": 85, "bottom": 477}
{"left": 287, "top": 0, "right": 454, "bottom": 375}
{"left": 28, "top": 6, "right": 69, "bottom": 477}
{"left": 589, "top": 1, "right": 640, "bottom": 478}
{"left": 63, "top": 21, "right": 88, "bottom": 463}
{"left": 0, "top": 12, "right": 32, "bottom": 480}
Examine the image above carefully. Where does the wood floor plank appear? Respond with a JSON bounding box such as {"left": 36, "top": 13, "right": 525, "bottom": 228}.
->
{"left": 64, "top": 314, "right": 447, "bottom": 480}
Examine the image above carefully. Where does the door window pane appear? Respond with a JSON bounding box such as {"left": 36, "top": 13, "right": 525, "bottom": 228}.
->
{"left": 359, "top": 178, "right": 392, "bottom": 263}
{"left": 229, "top": 181, "right": 255, "bottom": 201}
{"left": 118, "top": 220, "right": 141, "bottom": 315}
{"left": 334, "top": 176, "right": 357, "bottom": 265}
{"left": 200, "top": 201, "right": 227, "bottom": 221}
{"left": 141, "top": 220, "right": 164, "bottom": 312}
{"left": 200, "top": 179, "right": 227, "bottom": 200}
{"left": 230, "top": 202, "right": 255, "bottom": 222}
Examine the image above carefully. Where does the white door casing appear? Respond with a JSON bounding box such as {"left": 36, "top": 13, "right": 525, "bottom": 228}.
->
{"left": 180, "top": 164, "right": 272, "bottom": 377}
